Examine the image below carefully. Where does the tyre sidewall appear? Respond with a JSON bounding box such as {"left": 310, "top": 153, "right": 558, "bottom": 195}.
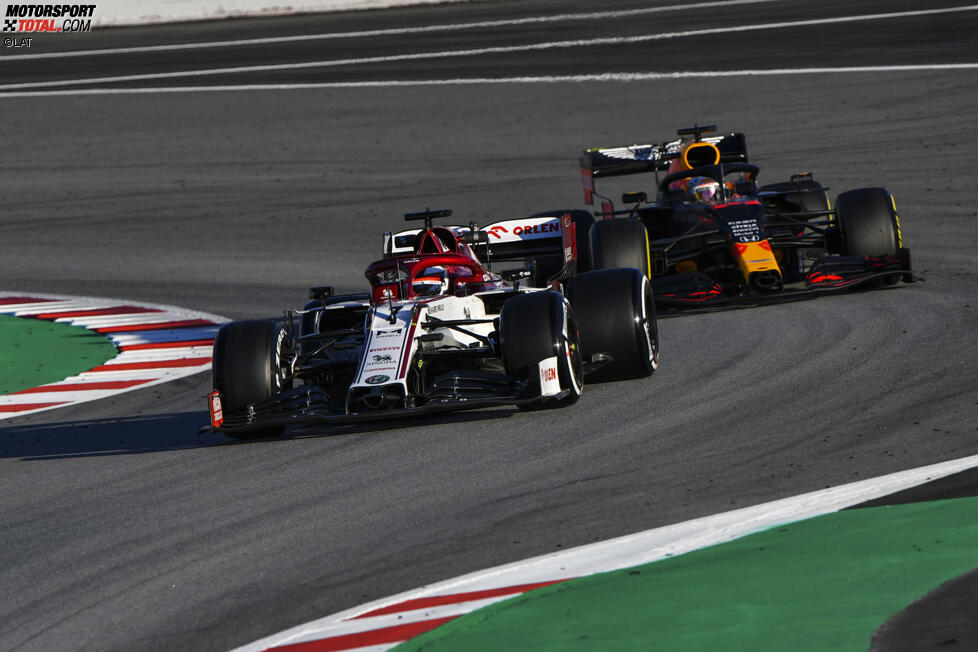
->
{"left": 835, "top": 187, "right": 901, "bottom": 257}
{"left": 568, "top": 268, "right": 657, "bottom": 381}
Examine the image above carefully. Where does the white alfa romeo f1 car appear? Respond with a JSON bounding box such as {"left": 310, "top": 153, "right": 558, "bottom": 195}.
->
{"left": 208, "top": 209, "right": 658, "bottom": 438}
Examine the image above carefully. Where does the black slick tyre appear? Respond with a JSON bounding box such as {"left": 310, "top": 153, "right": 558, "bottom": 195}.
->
{"left": 567, "top": 268, "right": 658, "bottom": 382}
{"left": 212, "top": 319, "right": 290, "bottom": 438}
{"left": 835, "top": 187, "right": 902, "bottom": 257}
{"left": 499, "top": 291, "right": 583, "bottom": 410}
{"left": 589, "top": 219, "right": 650, "bottom": 277}
{"left": 835, "top": 187, "right": 903, "bottom": 286}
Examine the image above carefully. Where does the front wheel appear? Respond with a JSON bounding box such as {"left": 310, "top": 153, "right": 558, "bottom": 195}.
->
{"left": 835, "top": 187, "right": 903, "bottom": 287}
{"left": 567, "top": 268, "right": 658, "bottom": 382}
{"left": 500, "top": 291, "right": 583, "bottom": 410}
{"left": 835, "top": 187, "right": 902, "bottom": 257}
{"left": 212, "top": 319, "right": 292, "bottom": 438}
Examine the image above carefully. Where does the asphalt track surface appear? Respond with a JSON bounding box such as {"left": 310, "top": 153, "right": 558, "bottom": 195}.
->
{"left": 1, "top": 1, "right": 977, "bottom": 649}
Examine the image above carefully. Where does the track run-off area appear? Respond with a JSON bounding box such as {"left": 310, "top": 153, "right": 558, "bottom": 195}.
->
{"left": 1, "top": 0, "right": 977, "bottom": 649}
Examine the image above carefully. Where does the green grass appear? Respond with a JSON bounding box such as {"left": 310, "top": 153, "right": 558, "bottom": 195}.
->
{"left": 0, "top": 314, "right": 117, "bottom": 394}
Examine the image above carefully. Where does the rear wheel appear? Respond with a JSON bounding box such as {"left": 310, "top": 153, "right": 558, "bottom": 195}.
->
{"left": 589, "top": 219, "right": 650, "bottom": 278}
{"left": 212, "top": 319, "right": 291, "bottom": 438}
{"left": 500, "top": 291, "right": 583, "bottom": 409}
{"left": 567, "top": 268, "right": 658, "bottom": 382}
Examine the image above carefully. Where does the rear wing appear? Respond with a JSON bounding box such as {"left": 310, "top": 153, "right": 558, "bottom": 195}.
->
{"left": 581, "top": 132, "right": 748, "bottom": 204}
{"left": 384, "top": 214, "right": 572, "bottom": 264}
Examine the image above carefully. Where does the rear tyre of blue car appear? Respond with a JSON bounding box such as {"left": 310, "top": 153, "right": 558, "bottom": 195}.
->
{"left": 212, "top": 319, "right": 291, "bottom": 438}
{"left": 500, "top": 291, "right": 583, "bottom": 410}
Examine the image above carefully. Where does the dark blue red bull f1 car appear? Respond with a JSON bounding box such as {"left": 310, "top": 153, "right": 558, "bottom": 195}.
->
{"left": 578, "top": 125, "right": 914, "bottom": 309}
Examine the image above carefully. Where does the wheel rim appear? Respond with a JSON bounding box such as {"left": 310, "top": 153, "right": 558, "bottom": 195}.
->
{"left": 562, "top": 312, "right": 584, "bottom": 396}
{"left": 272, "top": 327, "right": 292, "bottom": 392}
{"left": 638, "top": 277, "right": 658, "bottom": 371}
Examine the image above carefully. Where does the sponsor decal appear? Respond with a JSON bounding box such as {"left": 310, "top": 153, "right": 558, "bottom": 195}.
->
{"left": 208, "top": 391, "right": 223, "bottom": 428}
{"left": 428, "top": 303, "right": 445, "bottom": 314}
{"left": 375, "top": 329, "right": 402, "bottom": 338}
{"left": 365, "top": 374, "right": 390, "bottom": 385}
{"left": 372, "top": 353, "right": 393, "bottom": 363}
{"left": 538, "top": 356, "right": 561, "bottom": 397}
{"left": 561, "top": 213, "right": 577, "bottom": 263}
{"left": 3, "top": 3, "right": 95, "bottom": 35}
{"left": 487, "top": 221, "right": 559, "bottom": 240}
{"left": 513, "top": 222, "right": 559, "bottom": 237}
{"left": 487, "top": 225, "right": 509, "bottom": 240}
{"left": 728, "top": 219, "right": 762, "bottom": 243}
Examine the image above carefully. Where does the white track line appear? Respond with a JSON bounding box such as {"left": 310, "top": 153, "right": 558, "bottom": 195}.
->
{"left": 111, "top": 327, "right": 221, "bottom": 346}
{"left": 103, "top": 347, "right": 213, "bottom": 360}
{"left": 1, "top": 6, "right": 975, "bottom": 91}
{"left": 238, "top": 452, "right": 978, "bottom": 651}
{"left": 1, "top": 64, "right": 976, "bottom": 98}
{"left": 2, "top": 0, "right": 780, "bottom": 61}
{"left": 5, "top": 300, "right": 109, "bottom": 316}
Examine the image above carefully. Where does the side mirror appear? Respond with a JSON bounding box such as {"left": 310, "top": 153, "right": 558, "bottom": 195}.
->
{"left": 461, "top": 230, "right": 490, "bottom": 245}
{"left": 622, "top": 192, "right": 647, "bottom": 204}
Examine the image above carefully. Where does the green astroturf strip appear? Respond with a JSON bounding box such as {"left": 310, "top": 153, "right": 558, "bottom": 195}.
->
{"left": 0, "top": 314, "right": 118, "bottom": 395}
{"left": 400, "top": 497, "right": 978, "bottom": 651}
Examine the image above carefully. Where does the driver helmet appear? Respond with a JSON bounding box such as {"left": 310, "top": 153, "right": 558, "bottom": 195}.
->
{"left": 688, "top": 177, "right": 721, "bottom": 203}
{"left": 412, "top": 266, "right": 448, "bottom": 297}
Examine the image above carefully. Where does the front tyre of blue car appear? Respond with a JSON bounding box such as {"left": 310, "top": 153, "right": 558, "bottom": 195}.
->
{"left": 835, "top": 187, "right": 904, "bottom": 287}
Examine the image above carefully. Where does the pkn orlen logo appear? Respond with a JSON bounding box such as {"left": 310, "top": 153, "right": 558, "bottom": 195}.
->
{"left": 4, "top": 4, "right": 96, "bottom": 33}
